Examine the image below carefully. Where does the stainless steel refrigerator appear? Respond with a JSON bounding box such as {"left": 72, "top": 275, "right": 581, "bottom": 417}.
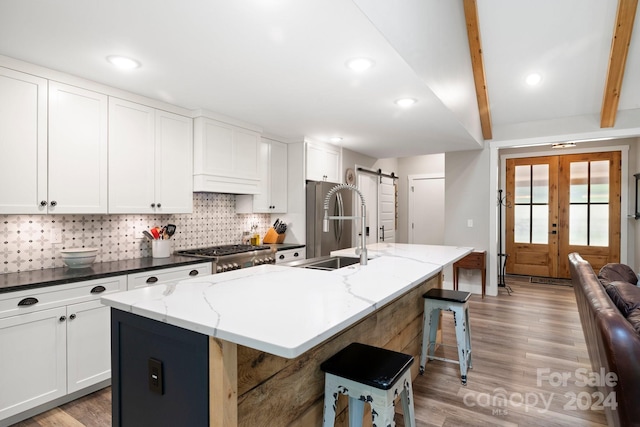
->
{"left": 306, "top": 180, "right": 352, "bottom": 259}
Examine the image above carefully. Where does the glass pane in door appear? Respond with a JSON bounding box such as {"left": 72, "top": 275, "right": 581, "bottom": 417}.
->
{"left": 532, "top": 165, "right": 549, "bottom": 203}
{"left": 514, "top": 205, "right": 530, "bottom": 243}
{"left": 590, "top": 160, "right": 609, "bottom": 203}
{"left": 569, "top": 204, "right": 588, "bottom": 245}
{"left": 569, "top": 162, "right": 588, "bottom": 203}
{"left": 532, "top": 205, "right": 548, "bottom": 244}
{"left": 590, "top": 205, "right": 609, "bottom": 246}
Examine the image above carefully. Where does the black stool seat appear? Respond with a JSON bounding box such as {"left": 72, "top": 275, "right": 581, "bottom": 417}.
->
{"left": 422, "top": 288, "right": 471, "bottom": 303}
{"left": 320, "top": 343, "right": 414, "bottom": 390}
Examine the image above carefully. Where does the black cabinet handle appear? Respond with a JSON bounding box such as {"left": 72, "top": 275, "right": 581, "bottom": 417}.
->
{"left": 40, "top": 200, "right": 47, "bottom": 207}
{"left": 69, "top": 313, "right": 76, "bottom": 320}
{"left": 293, "top": 252, "right": 299, "bottom": 257}
{"left": 18, "top": 297, "right": 39, "bottom": 306}
{"left": 157, "top": 203, "right": 161, "bottom": 208}
{"left": 279, "top": 254, "right": 285, "bottom": 260}
{"left": 59, "top": 315, "right": 66, "bottom": 322}
{"left": 189, "top": 269, "right": 199, "bottom": 276}
{"left": 90, "top": 285, "right": 106, "bottom": 294}
{"left": 50, "top": 200, "right": 57, "bottom": 207}
{"left": 151, "top": 203, "right": 156, "bottom": 208}
{"left": 146, "top": 276, "right": 159, "bottom": 284}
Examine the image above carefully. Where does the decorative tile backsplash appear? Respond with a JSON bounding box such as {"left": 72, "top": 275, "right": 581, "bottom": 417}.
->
{"left": 0, "top": 193, "right": 271, "bottom": 274}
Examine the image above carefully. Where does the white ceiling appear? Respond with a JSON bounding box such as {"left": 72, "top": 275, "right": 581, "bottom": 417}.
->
{"left": 1, "top": 0, "right": 639, "bottom": 158}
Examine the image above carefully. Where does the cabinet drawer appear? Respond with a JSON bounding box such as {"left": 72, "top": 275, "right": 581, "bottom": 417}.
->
{"left": 276, "top": 249, "right": 306, "bottom": 264}
{"left": 454, "top": 252, "right": 486, "bottom": 269}
{"left": 0, "top": 276, "right": 126, "bottom": 319}
{"left": 127, "top": 263, "right": 212, "bottom": 290}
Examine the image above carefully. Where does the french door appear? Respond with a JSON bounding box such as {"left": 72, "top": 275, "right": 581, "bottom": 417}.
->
{"left": 505, "top": 151, "right": 621, "bottom": 278}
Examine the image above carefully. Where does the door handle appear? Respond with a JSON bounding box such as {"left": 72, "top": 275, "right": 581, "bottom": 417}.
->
{"left": 380, "top": 225, "right": 385, "bottom": 241}
{"left": 549, "top": 230, "right": 557, "bottom": 234}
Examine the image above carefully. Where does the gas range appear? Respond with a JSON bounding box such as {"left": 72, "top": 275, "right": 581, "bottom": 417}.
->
{"left": 175, "top": 244, "right": 275, "bottom": 273}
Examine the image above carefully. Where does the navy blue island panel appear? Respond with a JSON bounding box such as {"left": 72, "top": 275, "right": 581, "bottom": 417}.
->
{"left": 111, "top": 308, "right": 209, "bottom": 427}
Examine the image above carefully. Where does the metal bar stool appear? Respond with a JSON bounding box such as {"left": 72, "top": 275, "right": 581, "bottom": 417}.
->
{"left": 320, "top": 342, "right": 416, "bottom": 427}
{"left": 419, "top": 288, "right": 472, "bottom": 385}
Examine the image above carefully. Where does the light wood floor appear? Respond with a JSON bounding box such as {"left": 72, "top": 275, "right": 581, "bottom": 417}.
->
{"left": 11, "top": 277, "right": 607, "bottom": 427}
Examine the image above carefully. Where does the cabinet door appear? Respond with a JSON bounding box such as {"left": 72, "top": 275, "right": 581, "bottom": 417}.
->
{"left": 155, "top": 110, "right": 193, "bottom": 213}
{"left": 0, "top": 68, "right": 47, "bottom": 214}
{"left": 48, "top": 82, "right": 108, "bottom": 214}
{"left": 108, "top": 98, "right": 156, "bottom": 213}
{"left": 0, "top": 307, "right": 67, "bottom": 420}
{"left": 306, "top": 142, "right": 341, "bottom": 183}
{"left": 252, "top": 140, "right": 271, "bottom": 212}
{"left": 269, "top": 140, "right": 288, "bottom": 213}
{"left": 66, "top": 300, "right": 111, "bottom": 393}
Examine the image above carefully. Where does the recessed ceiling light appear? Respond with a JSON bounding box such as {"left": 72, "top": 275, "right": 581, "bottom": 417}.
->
{"left": 329, "top": 137, "right": 343, "bottom": 143}
{"left": 107, "top": 55, "right": 140, "bottom": 70}
{"left": 525, "top": 73, "right": 542, "bottom": 86}
{"left": 346, "top": 57, "right": 375, "bottom": 72}
{"left": 395, "top": 98, "right": 417, "bottom": 107}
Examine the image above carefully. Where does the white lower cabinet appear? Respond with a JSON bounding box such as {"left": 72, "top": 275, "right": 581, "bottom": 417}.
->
{"left": 0, "top": 276, "right": 126, "bottom": 424}
{"left": 275, "top": 248, "right": 306, "bottom": 264}
{"left": 0, "top": 306, "right": 67, "bottom": 421}
{"left": 127, "top": 262, "right": 212, "bottom": 290}
{"left": 66, "top": 299, "right": 111, "bottom": 393}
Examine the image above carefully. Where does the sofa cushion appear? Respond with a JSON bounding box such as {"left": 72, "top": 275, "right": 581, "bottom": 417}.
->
{"left": 605, "top": 281, "right": 640, "bottom": 317}
{"left": 628, "top": 308, "right": 640, "bottom": 334}
{"left": 598, "top": 263, "right": 638, "bottom": 286}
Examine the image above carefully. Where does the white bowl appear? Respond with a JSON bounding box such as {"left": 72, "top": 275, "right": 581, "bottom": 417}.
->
{"left": 62, "top": 255, "right": 97, "bottom": 269}
{"left": 60, "top": 248, "right": 98, "bottom": 268}
{"left": 60, "top": 247, "right": 98, "bottom": 258}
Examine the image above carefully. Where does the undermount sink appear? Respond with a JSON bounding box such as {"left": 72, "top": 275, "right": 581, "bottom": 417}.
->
{"left": 284, "top": 255, "right": 363, "bottom": 271}
{"left": 303, "top": 256, "right": 361, "bottom": 271}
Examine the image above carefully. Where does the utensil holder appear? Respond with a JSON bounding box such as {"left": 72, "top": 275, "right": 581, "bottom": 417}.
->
{"left": 152, "top": 240, "right": 171, "bottom": 258}
{"left": 262, "top": 228, "right": 278, "bottom": 244}
{"left": 263, "top": 227, "right": 286, "bottom": 244}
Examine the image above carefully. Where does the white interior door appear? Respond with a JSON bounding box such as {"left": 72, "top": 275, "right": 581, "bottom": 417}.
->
{"left": 378, "top": 177, "right": 396, "bottom": 242}
{"left": 409, "top": 175, "right": 445, "bottom": 244}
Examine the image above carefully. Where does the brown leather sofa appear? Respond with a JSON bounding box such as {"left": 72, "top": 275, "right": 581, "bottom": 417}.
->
{"left": 568, "top": 253, "right": 640, "bottom": 427}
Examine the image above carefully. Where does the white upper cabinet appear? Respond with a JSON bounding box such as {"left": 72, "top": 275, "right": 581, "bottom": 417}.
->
{"left": 193, "top": 117, "right": 260, "bottom": 194}
{"left": 0, "top": 67, "right": 47, "bottom": 214}
{"left": 48, "top": 82, "right": 108, "bottom": 213}
{"left": 0, "top": 69, "right": 108, "bottom": 214}
{"left": 154, "top": 110, "right": 194, "bottom": 213}
{"left": 109, "top": 98, "right": 193, "bottom": 214}
{"left": 305, "top": 140, "right": 341, "bottom": 183}
{"left": 237, "top": 138, "right": 288, "bottom": 213}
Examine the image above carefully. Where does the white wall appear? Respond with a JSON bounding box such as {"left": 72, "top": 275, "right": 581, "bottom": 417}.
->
{"left": 444, "top": 148, "right": 492, "bottom": 294}
{"left": 396, "top": 154, "right": 445, "bottom": 243}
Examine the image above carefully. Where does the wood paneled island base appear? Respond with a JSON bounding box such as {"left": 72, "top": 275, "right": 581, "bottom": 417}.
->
{"left": 209, "top": 273, "right": 440, "bottom": 426}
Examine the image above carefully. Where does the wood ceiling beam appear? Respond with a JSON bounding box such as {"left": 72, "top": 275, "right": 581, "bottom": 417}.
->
{"left": 463, "top": 0, "right": 492, "bottom": 140}
{"left": 601, "top": 0, "right": 638, "bottom": 128}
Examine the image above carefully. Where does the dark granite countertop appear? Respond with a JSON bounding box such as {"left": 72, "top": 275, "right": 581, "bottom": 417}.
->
{"left": 267, "top": 243, "right": 306, "bottom": 251}
{"left": 0, "top": 256, "right": 212, "bottom": 294}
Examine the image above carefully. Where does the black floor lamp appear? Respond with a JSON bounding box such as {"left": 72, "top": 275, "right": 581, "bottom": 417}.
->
{"left": 498, "top": 189, "right": 513, "bottom": 295}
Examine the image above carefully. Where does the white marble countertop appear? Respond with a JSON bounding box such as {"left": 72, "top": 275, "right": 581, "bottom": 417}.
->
{"left": 101, "top": 243, "right": 471, "bottom": 359}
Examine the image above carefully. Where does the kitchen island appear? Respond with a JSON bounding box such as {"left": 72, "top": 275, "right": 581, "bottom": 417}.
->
{"left": 102, "top": 243, "right": 471, "bottom": 426}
